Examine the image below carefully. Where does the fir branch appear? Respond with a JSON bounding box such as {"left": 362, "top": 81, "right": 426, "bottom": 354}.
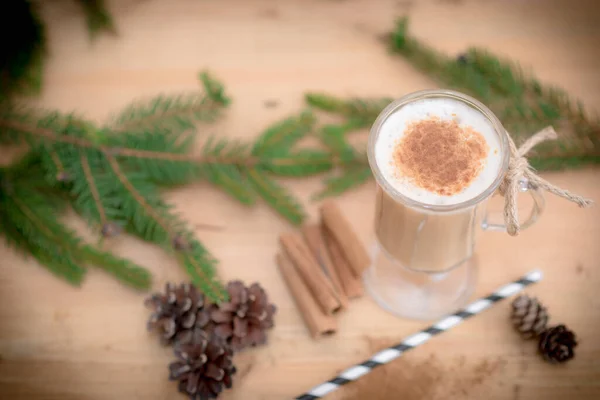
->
{"left": 0, "top": 173, "right": 151, "bottom": 289}
{"left": 304, "top": 16, "right": 600, "bottom": 171}
{"left": 202, "top": 163, "right": 256, "bottom": 205}
{"left": 246, "top": 167, "right": 306, "bottom": 225}
{"left": 76, "top": 0, "right": 117, "bottom": 40}
{"left": 105, "top": 154, "right": 222, "bottom": 299}
{"left": 313, "top": 166, "right": 373, "bottom": 200}
{"left": 306, "top": 93, "right": 391, "bottom": 127}
{"left": 106, "top": 71, "right": 229, "bottom": 136}
{"left": 309, "top": 123, "right": 371, "bottom": 198}
{"left": 0, "top": 118, "right": 194, "bottom": 162}
{"left": 50, "top": 149, "right": 66, "bottom": 178}
{"left": 0, "top": 191, "right": 86, "bottom": 285}
{"left": 251, "top": 110, "right": 315, "bottom": 156}
{"left": 260, "top": 150, "right": 333, "bottom": 177}
{"left": 319, "top": 123, "right": 365, "bottom": 163}
{"left": 198, "top": 71, "right": 231, "bottom": 107}
{"left": 106, "top": 154, "right": 172, "bottom": 237}
{"left": 0, "top": 110, "right": 316, "bottom": 226}
{"left": 80, "top": 246, "right": 151, "bottom": 290}
{"left": 178, "top": 241, "right": 226, "bottom": 302}
{"left": 80, "top": 152, "right": 107, "bottom": 226}
{"left": 108, "top": 93, "right": 221, "bottom": 135}
{"left": 0, "top": 220, "right": 87, "bottom": 286}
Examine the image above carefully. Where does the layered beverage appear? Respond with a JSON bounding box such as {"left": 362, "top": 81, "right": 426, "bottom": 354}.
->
{"left": 371, "top": 96, "right": 504, "bottom": 273}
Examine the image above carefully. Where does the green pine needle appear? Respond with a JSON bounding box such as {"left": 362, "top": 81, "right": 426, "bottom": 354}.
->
{"left": 252, "top": 110, "right": 315, "bottom": 156}
{"left": 389, "top": 17, "right": 599, "bottom": 160}
{"left": 178, "top": 239, "right": 226, "bottom": 303}
{"left": 80, "top": 246, "right": 152, "bottom": 290}
{"left": 199, "top": 71, "right": 231, "bottom": 107}
{"left": 246, "top": 167, "right": 306, "bottom": 225}
{"left": 0, "top": 72, "right": 231, "bottom": 300}
{"left": 319, "top": 123, "right": 365, "bottom": 163}
{"left": 261, "top": 150, "right": 333, "bottom": 177}
{"left": 202, "top": 163, "right": 257, "bottom": 205}
{"left": 76, "top": 0, "right": 117, "bottom": 40}
{"left": 0, "top": 213, "right": 87, "bottom": 286}
{"left": 306, "top": 93, "right": 391, "bottom": 126}
{"left": 313, "top": 167, "right": 372, "bottom": 200}
{"left": 106, "top": 73, "right": 229, "bottom": 136}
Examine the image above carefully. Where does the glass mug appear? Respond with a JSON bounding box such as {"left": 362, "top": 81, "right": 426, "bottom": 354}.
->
{"left": 363, "top": 89, "right": 544, "bottom": 320}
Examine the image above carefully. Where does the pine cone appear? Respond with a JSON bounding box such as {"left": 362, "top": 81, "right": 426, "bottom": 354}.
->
{"left": 169, "top": 329, "right": 236, "bottom": 400}
{"left": 210, "top": 281, "right": 277, "bottom": 351}
{"left": 511, "top": 294, "right": 549, "bottom": 339}
{"left": 145, "top": 283, "right": 213, "bottom": 346}
{"left": 539, "top": 324, "right": 578, "bottom": 364}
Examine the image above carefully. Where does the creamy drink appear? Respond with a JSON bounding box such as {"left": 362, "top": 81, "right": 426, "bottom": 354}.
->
{"left": 372, "top": 96, "right": 504, "bottom": 273}
{"left": 363, "top": 89, "right": 549, "bottom": 319}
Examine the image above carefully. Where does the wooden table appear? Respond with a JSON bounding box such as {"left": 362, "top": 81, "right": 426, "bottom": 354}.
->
{"left": 1, "top": 0, "right": 599, "bottom": 399}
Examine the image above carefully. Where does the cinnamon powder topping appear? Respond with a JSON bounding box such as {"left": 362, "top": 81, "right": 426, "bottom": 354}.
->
{"left": 393, "top": 117, "right": 489, "bottom": 196}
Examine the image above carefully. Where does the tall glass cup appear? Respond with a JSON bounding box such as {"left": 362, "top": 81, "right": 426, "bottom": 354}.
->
{"left": 364, "top": 89, "right": 544, "bottom": 320}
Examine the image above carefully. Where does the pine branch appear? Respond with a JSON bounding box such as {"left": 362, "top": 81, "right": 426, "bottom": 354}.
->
{"left": 104, "top": 154, "right": 222, "bottom": 299}
{"left": 76, "top": 0, "right": 117, "bottom": 40}
{"left": 105, "top": 154, "right": 172, "bottom": 240}
{"left": 79, "top": 152, "right": 107, "bottom": 226}
{"left": 80, "top": 246, "right": 151, "bottom": 290}
{"left": 178, "top": 239, "right": 226, "bottom": 302}
{"left": 251, "top": 110, "right": 315, "bottom": 156}
{"left": 0, "top": 107, "right": 317, "bottom": 226}
{"left": 389, "top": 17, "right": 599, "bottom": 160}
{"left": 106, "top": 71, "right": 229, "bottom": 138}
{"left": 0, "top": 170, "right": 151, "bottom": 289}
{"left": 0, "top": 221, "right": 87, "bottom": 285}
{"left": 260, "top": 150, "right": 333, "bottom": 176}
{"left": 0, "top": 196, "right": 87, "bottom": 285}
{"left": 246, "top": 167, "right": 306, "bottom": 225}
{"left": 313, "top": 166, "right": 373, "bottom": 200}
{"left": 202, "top": 162, "right": 257, "bottom": 205}
{"left": 108, "top": 93, "right": 220, "bottom": 135}
{"left": 306, "top": 93, "right": 391, "bottom": 127}
{"left": 198, "top": 71, "right": 231, "bottom": 107}
{"left": 308, "top": 123, "right": 371, "bottom": 198}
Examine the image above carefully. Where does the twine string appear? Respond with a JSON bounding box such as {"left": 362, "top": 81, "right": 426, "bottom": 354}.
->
{"left": 498, "top": 126, "right": 594, "bottom": 236}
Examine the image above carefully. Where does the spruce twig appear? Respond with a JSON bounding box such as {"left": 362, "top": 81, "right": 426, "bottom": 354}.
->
{"left": 0, "top": 72, "right": 231, "bottom": 299}
{"left": 0, "top": 72, "right": 337, "bottom": 299}
{"left": 387, "top": 17, "right": 600, "bottom": 167}
{"left": 305, "top": 16, "right": 599, "bottom": 202}
{"left": 80, "top": 152, "right": 107, "bottom": 227}
{"left": 76, "top": 0, "right": 117, "bottom": 40}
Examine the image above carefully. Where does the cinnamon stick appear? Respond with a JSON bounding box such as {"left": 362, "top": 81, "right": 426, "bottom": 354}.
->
{"left": 277, "top": 253, "right": 337, "bottom": 338}
{"left": 320, "top": 200, "right": 371, "bottom": 276}
{"left": 302, "top": 224, "right": 348, "bottom": 310}
{"left": 279, "top": 232, "right": 341, "bottom": 315}
{"left": 323, "top": 227, "right": 363, "bottom": 298}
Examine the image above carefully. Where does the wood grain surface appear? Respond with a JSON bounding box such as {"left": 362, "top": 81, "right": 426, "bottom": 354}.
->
{"left": 1, "top": 0, "right": 599, "bottom": 399}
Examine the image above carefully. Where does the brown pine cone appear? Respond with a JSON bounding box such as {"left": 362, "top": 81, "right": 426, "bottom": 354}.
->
{"left": 169, "top": 329, "right": 236, "bottom": 400}
{"left": 539, "top": 324, "right": 578, "bottom": 364}
{"left": 210, "top": 281, "right": 277, "bottom": 351}
{"left": 145, "top": 283, "right": 213, "bottom": 346}
{"left": 511, "top": 294, "right": 549, "bottom": 339}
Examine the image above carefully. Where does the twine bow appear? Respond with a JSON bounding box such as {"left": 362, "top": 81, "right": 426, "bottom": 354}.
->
{"left": 498, "top": 126, "right": 594, "bottom": 236}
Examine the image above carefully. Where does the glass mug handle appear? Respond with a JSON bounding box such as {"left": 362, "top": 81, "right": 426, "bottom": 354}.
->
{"left": 482, "top": 179, "right": 546, "bottom": 232}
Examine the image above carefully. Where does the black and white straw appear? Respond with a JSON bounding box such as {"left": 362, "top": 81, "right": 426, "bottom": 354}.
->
{"left": 294, "top": 269, "right": 543, "bottom": 400}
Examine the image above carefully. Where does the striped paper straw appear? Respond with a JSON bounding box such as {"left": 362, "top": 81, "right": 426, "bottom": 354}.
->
{"left": 295, "top": 269, "right": 543, "bottom": 400}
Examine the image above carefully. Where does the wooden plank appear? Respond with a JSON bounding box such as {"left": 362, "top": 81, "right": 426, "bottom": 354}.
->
{"left": 0, "top": 0, "right": 599, "bottom": 399}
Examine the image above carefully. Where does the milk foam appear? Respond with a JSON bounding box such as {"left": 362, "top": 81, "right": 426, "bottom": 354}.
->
{"left": 375, "top": 98, "right": 503, "bottom": 206}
